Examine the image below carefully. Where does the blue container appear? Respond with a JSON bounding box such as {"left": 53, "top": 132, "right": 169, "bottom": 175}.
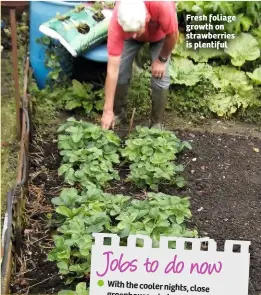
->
{"left": 83, "top": 44, "right": 108, "bottom": 62}
{"left": 29, "top": 1, "right": 108, "bottom": 89}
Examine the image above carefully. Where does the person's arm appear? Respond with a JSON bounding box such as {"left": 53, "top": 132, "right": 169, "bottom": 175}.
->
{"left": 101, "top": 55, "right": 121, "bottom": 129}
{"left": 159, "top": 31, "right": 178, "bottom": 59}
{"left": 157, "top": 1, "right": 179, "bottom": 58}
{"left": 151, "top": 32, "right": 178, "bottom": 79}
{"left": 101, "top": 2, "right": 124, "bottom": 129}
{"left": 151, "top": 2, "right": 179, "bottom": 78}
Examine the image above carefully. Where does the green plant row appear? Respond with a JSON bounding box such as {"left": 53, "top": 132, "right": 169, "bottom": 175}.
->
{"left": 122, "top": 126, "right": 192, "bottom": 191}
{"left": 57, "top": 118, "right": 192, "bottom": 191}
{"left": 49, "top": 187, "right": 197, "bottom": 284}
{"left": 57, "top": 118, "right": 121, "bottom": 189}
{"left": 169, "top": 56, "right": 261, "bottom": 117}
{"left": 48, "top": 118, "right": 196, "bottom": 292}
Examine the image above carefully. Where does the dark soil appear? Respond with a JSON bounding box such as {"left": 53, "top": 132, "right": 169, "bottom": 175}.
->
{"left": 11, "top": 137, "right": 67, "bottom": 295}
{"left": 92, "top": 12, "right": 105, "bottom": 22}
{"left": 169, "top": 130, "right": 261, "bottom": 295}
{"left": 77, "top": 23, "right": 90, "bottom": 34}
{"left": 11, "top": 126, "right": 261, "bottom": 294}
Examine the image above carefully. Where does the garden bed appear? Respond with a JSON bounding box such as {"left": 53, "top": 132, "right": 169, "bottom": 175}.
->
{"left": 11, "top": 121, "right": 261, "bottom": 295}
{"left": 2, "top": 1, "right": 261, "bottom": 294}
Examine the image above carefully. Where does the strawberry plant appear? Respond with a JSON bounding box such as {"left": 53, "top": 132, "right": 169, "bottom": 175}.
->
{"left": 57, "top": 118, "right": 121, "bottom": 189}
{"left": 121, "top": 126, "right": 192, "bottom": 191}
{"left": 48, "top": 187, "right": 197, "bottom": 283}
{"left": 111, "top": 192, "right": 196, "bottom": 242}
{"left": 58, "top": 282, "right": 89, "bottom": 295}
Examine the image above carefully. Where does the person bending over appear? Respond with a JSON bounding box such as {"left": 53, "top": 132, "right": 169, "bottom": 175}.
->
{"left": 101, "top": 1, "right": 178, "bottom": 130}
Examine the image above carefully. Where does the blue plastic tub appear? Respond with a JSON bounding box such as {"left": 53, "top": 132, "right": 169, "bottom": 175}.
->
{"left": 29, "top": 1, "right": 108, "bottom": 89}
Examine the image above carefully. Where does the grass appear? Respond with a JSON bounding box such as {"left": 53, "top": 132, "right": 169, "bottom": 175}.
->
{"left": 1, "top": 51, "right": 19, "bottom": 213}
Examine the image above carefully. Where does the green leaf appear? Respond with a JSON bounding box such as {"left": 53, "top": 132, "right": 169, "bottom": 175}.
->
{"left": 252, "top": 25, "right": 261, "bottom": 48}
{"left": 95, "top": 99, "right": 104, "bottom": 110}
{"left": 57, "top": 260, "right": 69, "bottom": 274}
{"left": 176, "top": 215, "right": 185, "bottom": 224}
{"left": 58, "top": 283, "right": 89, "bottom": 295}
{"left": 155, "top": 220, "right": 170, "bottom": 228}
{"left": 227, "top": 14, "right": 253, "bottom": 34}
{"left": 65, "top": 100, "right": 82, "bottom": 110}
{"left": 150, "top": 153, "right": 168, "bottom": 165}
{"left": 58, "top": 164, "right": 72, "bottom": 176}
{"left": 225, "top": 33, "right": 260, "bottom": 66}
{"left": 106, "top": 132, "right": 121, "bottom": 145}
{"left": 67, "top": 117, "right": 77, "bottom": 122}
{"left": 170, "top": 57, "right": 200, "bottom": 86}
{"left": 65, "top": 126, "right": 84, "bottom": 143}
{"left": 141, "top": 146, "right": 154, "bottom": 156}
{"left": 181, "top": 141, "right": 192, "bottom": 150}
{"left": 56, "top": 206, "right": 72, "bottom": 218}
{"left": 174, "top": 164, "right": 184, "bottom": 172}
{"left": 58, "top": 291, "right": 75, "bottom": 295}
{"left": 72, "top": 80, "right": 87, "bottom": 98}
{"left": 170, "top": 57, "right": 213, "bottom": 86}
{"left": 175, "top": 176, "right": 186, "bottom": 188}
{"left": 246, "top": 67, "right": 261, "bottom": 85}
{"left": 238, "top": 15, "right": 252, "bottom": 31}
{"left": 76, "top": 282, "right": 89, "bottom": 295}
{"left": 82, "top": 101, "right": 93, "bottom": 113}
{"left": 53, "top": 188, "right": 79, "bottom": 207}
{"left": 119, "top": 227, "right": 130, "bottom": 238}
{"left": 106, "top": 153, "right": 120, "bottom": 163}
{"left": 212, "top": 66, "right": 249, "bottom": 89}
{"left": 41, "top": 36, "right": 51, "bottom": 45}
{"left": 49, "top": 69, "right": 60, "bottom": 80}
{"left": 83, "top": 82, "right": 94, "bottom": 93}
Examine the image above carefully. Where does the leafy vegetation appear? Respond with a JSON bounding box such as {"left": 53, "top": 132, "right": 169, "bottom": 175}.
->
{"left": 247, "top": 67, "right": 261, "bottom": 85}
{"left": 48, "top": 117, "right": 197, "bottom": 286}
{"left": 224, "top": 33, "right": 260, "bottom": 66}
{"left": 36, "top": 36, "right": 73, "bottom": 84}
{"left": 171, "top": 1, "right": 261, "bottom": 120}
{"left": 57, "top": 118, "right": 121, "bottom": 189}
{"left": 58, "top": 282, "right": 89, "bottom": 295}
{"left": 167, "top": 30, "right": 261, "bottom": 119}
{"left": 127, "top": 63, "right": 151, "bottom": 118}
{"left": 48, "top": 187, "right": 197, "bottom": 283}
{"left": 208, "top": 66, "right": 260, "bottom": 116}
{"left": 49, "top": 79, "right": 104, "bottom": 116}
{"left": 34, "top": 1, "right": 261, "bottom": 122}
{"left": 121, "top": 126, "right": 192, "bottom": 191}
{"left": 170, "top": 56, "right": 212, "bottom": 86}
{"left": 176, "top": 1, "right": 261, "bottom": 34}
{"left": 129, "top": 1, "right": 261, "bottom": 121}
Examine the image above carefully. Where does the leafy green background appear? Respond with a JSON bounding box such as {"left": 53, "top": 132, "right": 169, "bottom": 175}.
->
{"left": 33, "top": 1, "right": 261, "bottom": 123}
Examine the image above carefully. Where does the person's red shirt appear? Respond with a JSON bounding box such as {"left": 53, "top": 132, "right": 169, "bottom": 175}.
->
{"left": 107, "top": 1, "right": 178, "bottom": 56}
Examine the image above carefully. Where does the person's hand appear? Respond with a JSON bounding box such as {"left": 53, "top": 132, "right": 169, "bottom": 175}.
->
{"left": 101, "top": 109, "right": 115, "bottom": 130}
{"left": 151, "top": 59, "right": 166, "bottom": 79}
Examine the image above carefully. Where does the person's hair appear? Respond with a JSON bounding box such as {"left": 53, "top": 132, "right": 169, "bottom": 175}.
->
{"left": 118, "top": 1, "right": 147, "bottom": 32}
